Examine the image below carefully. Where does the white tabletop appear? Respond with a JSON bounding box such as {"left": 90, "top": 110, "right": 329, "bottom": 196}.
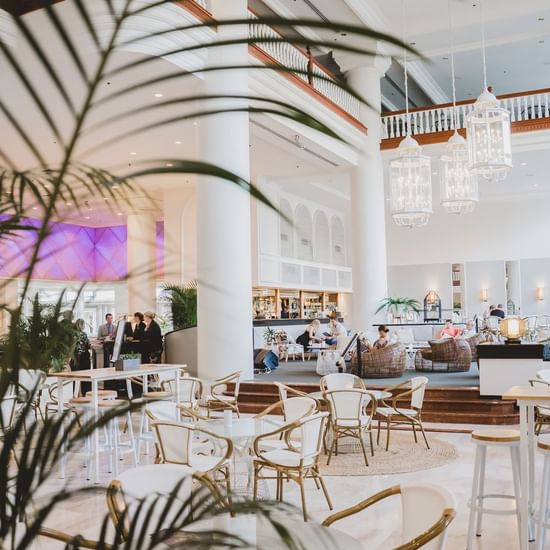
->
{"left": 502, "top": 385, "right": 550, "bottom": 401}
{"left": 164, "top": 515, "right": 362, "bottom": 549}
{"left": 49, "top": 363, "right": 186, "bottom": 381}
{"left": 198, "top": 417, "right": 282, "bottom": 441}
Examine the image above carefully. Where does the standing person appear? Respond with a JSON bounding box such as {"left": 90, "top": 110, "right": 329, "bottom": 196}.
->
{"left": 72, "top": 319, "right": 91, "bottom": 370}
{"left": 131, "top": 312, "right": 146, "bottom": 340}
{"left": 490, "top": 304, "right": 506, "bottom": 319}
{"left": 97, "top": 313, "right": 115, "bottom": 339}
{"left": 143, "top": 311, "right": 163, "bottom": 363}
{"left": 296, "top": 319, "right": 324, "bottom": 349}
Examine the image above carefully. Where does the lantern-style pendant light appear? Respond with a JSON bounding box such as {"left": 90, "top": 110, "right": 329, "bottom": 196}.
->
{"left": 441, "top": 0, "right": 478, "bottom": 215}
{"left": 390, "top": 0, "right": 433, "bottom": 228}
{"left": 466, "top": 0, "right": 512, "bottom": 182}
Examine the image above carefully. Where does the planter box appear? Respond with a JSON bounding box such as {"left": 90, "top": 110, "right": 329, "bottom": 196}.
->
{"left": 114, "top": 358, "right": 141, "bottom": 371}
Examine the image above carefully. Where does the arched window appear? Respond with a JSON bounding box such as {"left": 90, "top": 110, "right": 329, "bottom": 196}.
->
{"left": 280, "top": 199, "right": 294, "bottom": 257}
{"left": 295, "top": 204, "right": 313, "bottom": 261}
{"left": 331, "top": 216, "right": 346, "bottom": 265}
{"left": 314, "top": 210, "right": 330, "bottom": 263}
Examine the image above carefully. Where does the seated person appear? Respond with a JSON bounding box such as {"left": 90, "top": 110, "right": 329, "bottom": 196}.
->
{"left": 296, "top": 319, "right": 324, "bottom": 349}
{"left": 438, "top": 319, "right": 463, "bottom": 339}
{"left": 461, "top": 319, "right": 477, "bottom": 338}
{"left": 368, "top": 325, "right": 390, "bottom": 351}
{"left": 131, "top": 311, "right": 146, "bottom": 340}
{"left": 324, "top": 315, "right": 347, "bottom": 347}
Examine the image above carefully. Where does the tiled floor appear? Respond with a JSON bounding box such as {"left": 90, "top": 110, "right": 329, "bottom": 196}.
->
{"left": 31, "top": 421, "right": 534, "bottom": 549}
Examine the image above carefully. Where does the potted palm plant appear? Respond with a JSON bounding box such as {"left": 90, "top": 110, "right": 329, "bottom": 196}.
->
{"left": 375, "top": 297, "right": 421, "bottom": 323}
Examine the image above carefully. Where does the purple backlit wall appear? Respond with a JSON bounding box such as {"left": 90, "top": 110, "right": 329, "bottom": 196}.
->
{"left": 0, "top": 219, "right": 164, "bottom": 282}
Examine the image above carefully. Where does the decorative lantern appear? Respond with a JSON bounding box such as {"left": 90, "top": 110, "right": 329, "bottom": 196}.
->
{"left": 424, "top": 290, "right": 441, "bottom": 323}
{"left": 441, "top": 132, "right": 479, "bottom": 214}
{"left": 500, "top": 316, "right": 526, "bottom": 344}
{"left": 466, "top": 88, "right": 512, "bottom": 182}
{"left": 390, "top": 135, "right": 433, "bottom": 228}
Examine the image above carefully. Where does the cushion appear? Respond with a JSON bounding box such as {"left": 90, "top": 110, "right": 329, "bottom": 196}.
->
{"left": 189, "top": 454, "right": 228, "bottom": 472}
{"left": 376, "top": 407, "right": 418, "bottom": 418}
{"left": 258, "top": 449, "right": 314, "bottom": 468}
{"left": 334, "top": 415, "right": 371, "bottom": 428}
{"left": 206, "top": 394, "right": 235, "bottom": 403}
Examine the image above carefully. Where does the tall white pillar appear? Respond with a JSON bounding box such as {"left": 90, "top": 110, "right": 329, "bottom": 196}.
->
{"left": 197, "top": 0, "right": 253, "bottom": 381}
{"left": 127, "top": 206, "right": 157, "bottom": 315}
{"left": 346, "top": 55, "right": 391, "bottom": 331}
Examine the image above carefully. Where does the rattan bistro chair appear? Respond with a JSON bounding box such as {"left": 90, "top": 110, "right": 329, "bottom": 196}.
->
{"left": 322, "top": 484, "right": 456, "bottom": 550}
{"left": 204, "top": 371, "right": 242, "bottom": 418}
{"left": 252, "top": 411, "right": 332, "bottom": 521}
{"left": 530, "top": 370, "right": 550, "bottom": 434}
{"left": 320, "top": 373, "right": 365, "bottom": 392}
{"left": 325, "top": 389, "right": 377, "bottom": 467}
{"left": 376, "top": 376, "right": 430, "bottom": 451}
{"left": 151, "top": 419, "right": 233, "bottom": 494}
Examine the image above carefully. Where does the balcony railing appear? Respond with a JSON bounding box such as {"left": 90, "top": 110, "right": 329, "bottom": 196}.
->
{"left": 382, "top": 89, "right": 550, "bottom": 140}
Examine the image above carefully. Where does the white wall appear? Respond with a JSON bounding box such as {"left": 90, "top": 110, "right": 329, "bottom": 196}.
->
{"left": 464, "top": 260, "right": 506, "bottom": 318}
{"left": 388, "top": 263, "right": 453, "bottom": 312}
{"left": 386, "top": 195, "right": 550, "bottom": 266}
{"left": 520, "top": 258, "right": 550, "bottom": 316}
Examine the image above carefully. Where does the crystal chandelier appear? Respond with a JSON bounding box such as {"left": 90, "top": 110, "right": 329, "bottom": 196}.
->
{"left": 390, "top": 0, "right": 433, "bottom": 228}
{"left": 466, "top": 0, "right": 512, "bottom": 182}
{"left": 440, "top": 0, "right": 478, "bottom": 215}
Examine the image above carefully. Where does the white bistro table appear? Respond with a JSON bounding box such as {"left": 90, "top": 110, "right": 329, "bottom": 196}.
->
{"left": 502, "top": 385, "right": 550, "bottom": 549}
{"left": 50, "top": 363, "right": 186, "bottom": 483}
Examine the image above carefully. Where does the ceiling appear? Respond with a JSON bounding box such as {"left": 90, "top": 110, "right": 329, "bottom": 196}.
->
{"left": 269, "top": 0, "right": 550, "bottom": 107}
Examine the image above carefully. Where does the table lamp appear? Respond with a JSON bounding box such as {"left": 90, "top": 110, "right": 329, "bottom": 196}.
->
{"left": 500, "top": 316, "right": 526, "bottom": 344}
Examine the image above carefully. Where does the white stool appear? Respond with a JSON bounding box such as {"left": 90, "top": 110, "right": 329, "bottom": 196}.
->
{"left": 467, "top": 429, "right": 523, "bottom": 549}
{"left": 535, "top": 435, "right": 550, "bottom": 549}
{"left": 135, "top": 391, "right": 173, "bottom": 460}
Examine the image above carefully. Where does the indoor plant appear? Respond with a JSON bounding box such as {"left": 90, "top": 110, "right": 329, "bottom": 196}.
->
{"left": 162, "top": 281, "right": 197, "bottom": 331}
{"left": 375, "top": 297, "right": 421, "bottom": 322}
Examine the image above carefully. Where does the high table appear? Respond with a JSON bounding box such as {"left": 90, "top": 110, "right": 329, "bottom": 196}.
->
{"left": 502, "top": 385, "right": 550, "bottom": 549}
{"left": 50, "top": 363, "right": 186, "bottom": 483}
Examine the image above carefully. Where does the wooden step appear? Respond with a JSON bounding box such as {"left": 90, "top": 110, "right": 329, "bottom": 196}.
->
{"left": 231, "top": 382, "right": 520, "bottom": 425}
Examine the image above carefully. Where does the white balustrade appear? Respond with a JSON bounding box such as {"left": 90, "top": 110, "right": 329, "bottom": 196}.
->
{"left": 382, "top": 91, "right": 550, "bottom": 140}
{"left": 248, "top": 13, "right": 362, "bottom": 121}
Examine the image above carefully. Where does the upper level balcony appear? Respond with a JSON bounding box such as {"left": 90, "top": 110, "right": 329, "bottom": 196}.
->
{"left": 381, "top": 88, "right": 550, "bottom": 150}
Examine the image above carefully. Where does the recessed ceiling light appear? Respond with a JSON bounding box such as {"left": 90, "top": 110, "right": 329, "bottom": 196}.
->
{"left": 103, "top": 196, "right": 109, "bottom": 200}
{"left": 154, "top": 93, "right": 163, "bottom": 98}
{"left": 385, "top": 198, "right": 390, "bottom": 201}
{"left": 84, "top": 215, "right": 91, "bottom": 220}
{"left": 66, "top": 202, "right": 72, "bottom": 206}
{"left": 129, "top": 151, "right": 137, "bottom": 155}
{"left": 32, "top": 206, "right": 38, "bottom": 210}
{"left": 193, "top": 121, "right": 197, "bottom": 126}
{"left": 166, "top": 163, "right": 173, "bottom": 167}
{"left": 117, "top": 212, "right": 123, "bottom": 216}
{"left": 175, "top": 141, "right": 182, "bottom": 145}
{"left": 521, "top": 162, "right": 528, "bottom": 166}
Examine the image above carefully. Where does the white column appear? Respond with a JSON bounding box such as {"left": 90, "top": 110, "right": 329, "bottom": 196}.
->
{"left": 346, "top": 55, "right": 391, "bottom": 331}
{"left": 127, "top": 207, "right": 157, "bottom": 314}
{"left": 197, "top": 0, "right": 253, "bottom": 381}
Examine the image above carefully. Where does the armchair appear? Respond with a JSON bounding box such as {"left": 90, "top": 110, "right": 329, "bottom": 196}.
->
{"left": 203, "top": 371, "right": 242, "bottom": 417}
{"left": 415, "top": 338, "right": 472, "bottom": 373}
{"left": 351, "top": 343, "right": 406, "bottom": 378}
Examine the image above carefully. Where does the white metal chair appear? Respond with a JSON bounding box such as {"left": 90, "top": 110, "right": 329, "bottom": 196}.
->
{"left": 151, "top": 420, "right": 233, "bottom": 494}
{"left": 203, "top": 371, "right": 242, "bottom": 417}
{"left": 325, "top": 389, "right": 376, "bottom": 467}
{"left": 253, "top": 411, "right": 332, "bottom": 521}
{"left": 320, "top": 373, "right": 365, "bottom": 392}
{"left": 322, "top": 483, "right": 456, "bottom": 550}
{"left": 376, "top": 376, "right": 429, "bottom": 451}
{"left": 523, "top": 316, "right": 538, "bottom": 342}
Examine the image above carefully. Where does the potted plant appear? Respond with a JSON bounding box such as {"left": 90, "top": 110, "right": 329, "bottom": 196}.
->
{"left": 375, "top": 297, "right": 421, "bottom": 323}
{"left": 162, "top": 281, "right": 197, "bottom": 331}
{"left": 263, "top": 326, "right": 277, "bottom": 346}
{"left": 115, "top": 353, "right": 141, "bottom": 371}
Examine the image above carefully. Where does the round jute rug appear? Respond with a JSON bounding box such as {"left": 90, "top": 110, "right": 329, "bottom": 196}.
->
{"left": 318, "top": 431, "right": 458, "bottom": 476}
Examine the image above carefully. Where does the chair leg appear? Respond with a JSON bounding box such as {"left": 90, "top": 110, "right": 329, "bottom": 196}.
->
{"left": 475, "top": 445, "right": 487, "bottom": 536}
{"left": 385, "top": 417, "right": 391, "bottom": 451}
{"left": 326, "top": 429, "right": 337, "bottom": 465}
{"left": 358, "top": 430, "right": 369, "bottom": 467}
{"left": 467, "top": 445, "right": 483, "bottom": 549}
{"left": 418, "top": 420, "right": 430, "bottom": 450}
{"left": 253, "top": 464, "right": 259, "bottom": 501}
{"left": 376, "top": 418, "right": 381, "bottom": 445}
{"left": 315, "top": 469, "right": 333, "bottom": 510}
{"left": 536, "top": 454, "right": 550, "bottom": 550}
{"left": 368, "top": 429, "right": 374, "bottom": 456}
{"left": 298, "top": 474, "right": 308, "bottom": 522}
{"left": 412, "top": 421, "right": 418, "bottom": 443}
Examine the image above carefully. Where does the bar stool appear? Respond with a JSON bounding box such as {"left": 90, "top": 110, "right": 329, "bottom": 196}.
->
{"left": 136, "top": 391, "right": 173, "bottom": 460}
{"left": 467, "top": 429, "right": 522, "bottom": 549}
{"left": 535, "top": 434, "right": 550, "bottom": 549}
{"left": 85, "top": 390, "right": 118, "bottom": 401}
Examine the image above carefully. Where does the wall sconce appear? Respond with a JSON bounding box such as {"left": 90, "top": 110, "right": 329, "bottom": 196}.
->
{"left": 481, "top": 288, "right": 488, "bottom": 303}
{"left": 536, "top": 287, "right": 545, "bottom": 301}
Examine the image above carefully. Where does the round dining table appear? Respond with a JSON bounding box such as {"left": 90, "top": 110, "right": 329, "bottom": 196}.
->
{"left": 308, "top": 389, "right": 392, "bottom": 402}
{"left": 162, "top": 514, "right": 362, "bottom": 549}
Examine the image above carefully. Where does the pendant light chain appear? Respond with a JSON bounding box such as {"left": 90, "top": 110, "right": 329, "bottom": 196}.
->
{"left": 448, "top": 0, "right": 457, "bottom": 130}
{"left": 480, "top": 0, "right": 488, "bottom": 89}
{"left": 402, "top": 0, "right": 410, "bottom": 135}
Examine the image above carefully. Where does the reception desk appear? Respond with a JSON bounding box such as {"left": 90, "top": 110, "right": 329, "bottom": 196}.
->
{"left": 478, "top": 343, "right": 546, "bottom": 396}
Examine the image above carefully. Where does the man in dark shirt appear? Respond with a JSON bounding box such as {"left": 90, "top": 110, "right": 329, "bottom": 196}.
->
{"left": 490, "top": 304, "right": 506, "bottom": 319}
